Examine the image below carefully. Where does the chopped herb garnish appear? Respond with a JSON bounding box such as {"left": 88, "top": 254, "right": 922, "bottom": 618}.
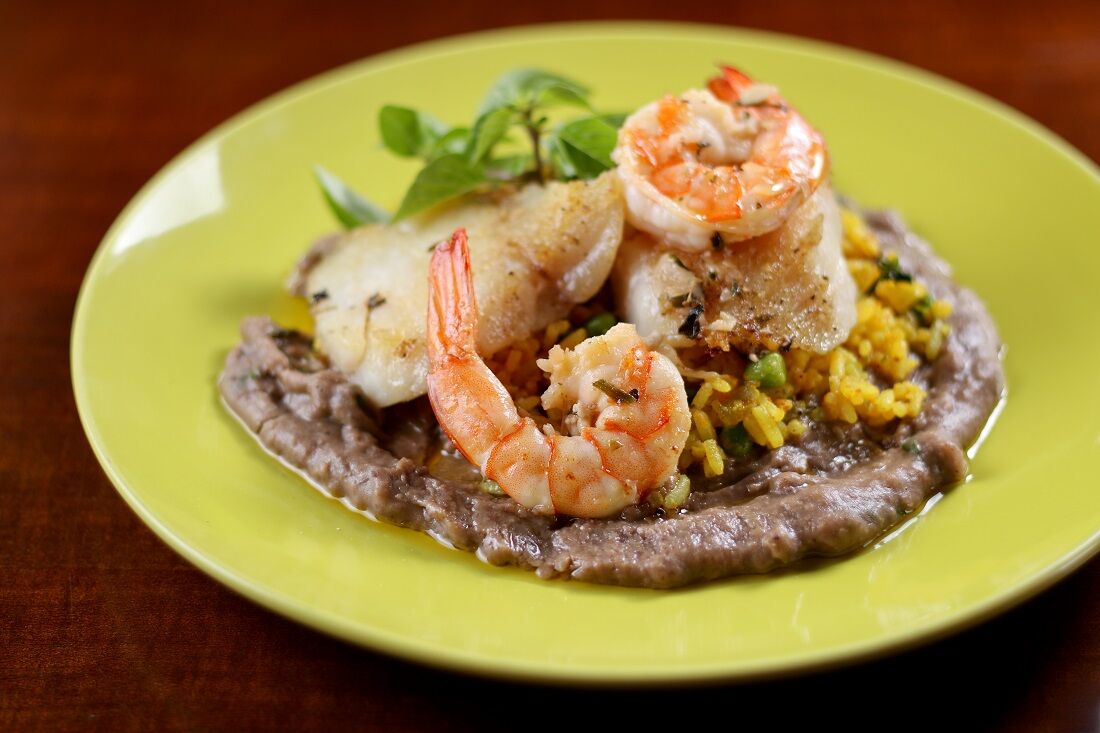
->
{"left": 310, "top": 290, "right": 329, "bottom": 303}
{"left": 867, "top": 253, "right": 914, "bottom": 294}
{"left": 593, "top": 379, "right": 637, "bottom": 403}
{"left": 910, "top": 293, "right": 934, "bottom": 324}
{"left": 719, "top": 424, "right": 754, "bottom": 459}
{"left": 901, "top": 439, "right": 921, "bottom": 455}
{"left": 667, "top": 292, "right": 695, "bottom": 308}
{"left": 863, "top": 255, "right": 909, "bottom": 294}
{"left": 879, "top": 255, "right": 913, "bottom": 282}
{"left": 678, "top": 306, "right": 703, "bottom": 339}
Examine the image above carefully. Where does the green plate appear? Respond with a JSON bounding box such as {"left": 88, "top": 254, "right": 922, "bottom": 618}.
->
{"left": 72, "top": 22, "right": 1100, "bottom": 683}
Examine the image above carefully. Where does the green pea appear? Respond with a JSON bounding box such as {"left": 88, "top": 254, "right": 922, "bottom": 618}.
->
{"left": 720, "top": 424, "right": 754, "bottom": 459}
{"left": 585, "top": 312, "right": 618, "bottom": 337}
{"left": 744, "top": 352, "right": 786, "bottom": 389}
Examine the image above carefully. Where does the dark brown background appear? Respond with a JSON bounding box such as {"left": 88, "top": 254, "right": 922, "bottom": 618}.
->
{"left": 3, "top": 1, "right": 1098, "bottom": 730}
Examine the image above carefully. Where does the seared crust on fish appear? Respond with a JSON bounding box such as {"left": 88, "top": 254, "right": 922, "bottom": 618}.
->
{"left": 613, "top": 187, "right": 857, "bottom": 355}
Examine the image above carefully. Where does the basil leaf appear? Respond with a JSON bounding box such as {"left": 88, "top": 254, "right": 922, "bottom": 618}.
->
{"left": 535, "top": 83, "right": 592, "bottom": 111}
{"left": 392, "top": 154, "right": 487, "bottom": 221}
{"left": 546, "top": 135, "right": 579, "bottom": 180}
{"left": 598, "top": 112, "right": 627, "bottom": 129}
{"left": 556, "top": 116, "right": 618, "bottom": 169}
{"left": 484, "top": 154, "right": 532, "bottom": 179}
{"left": 467, "top": 107, "right": 515, "bottom": 163}
{"left": 313, "top": 164, "right": 389, "bottom": 229}
{"left": 379, "top": 105, "right": 448, "bottom": 158}
{"left": 427, "top": 127, "right": 470, "bottom": 161}
{"left": 552, "top": 138, "right": 610, "bottom": 180}
{"left": 477, "top": 68, "right": 590, "bottom": 115}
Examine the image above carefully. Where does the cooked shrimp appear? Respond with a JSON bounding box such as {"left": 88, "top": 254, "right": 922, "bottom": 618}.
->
{"left": 612, "top": 65, "right": 828, "bottom": 251}
{"left": 426, "top": 228, "right": 691, "bottom": 518}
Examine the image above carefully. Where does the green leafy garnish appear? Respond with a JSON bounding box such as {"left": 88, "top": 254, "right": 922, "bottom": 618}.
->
{"left": 315, "top": 68, "right": 625, "bottom": 226}
{"left": 720, "top": 424, "right": 755, "bottom": 459}
{"left": 878, "top": 255, "right": 913, "bottom": 282}
{"left": 313, "top": 165, "right": 389, "bottom": 229}
{"left": 378, "top": 105, "right": 450, "bottom": 158}
{"left": 429, "top": 127, "right": 472, "bottom": 159}
{"left": 862, "top": 253, "right": 915, "bottom": 292}
{"left": 484, "top": 154, "right": 532, "bottom": 180}
{"left": 546, "top": 115, "right": 619, "bottom": 180}
{"left": 910, "top": 293, "right": 934, "bottom": 325}
{"left": 555, "top": 116, "right": 618, "bottom": 166}
{"left": 393, "top": 154, "right": 488, "bottom": 221}
{"left": 468, "top": 107, "right": 516, "bottom": 164}
{"left": 476, "top": 68, "right": 592, "bottom": 116}
{"left": 668, "top": 253, "right": 690, "bottom": 270}
{"left": 866, "top": 253, "right": 914, "bottom": 293}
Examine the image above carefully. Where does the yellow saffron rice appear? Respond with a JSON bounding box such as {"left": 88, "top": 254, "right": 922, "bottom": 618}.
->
{"left": 673, "top": 208, "right": 953, "bottom": 475}
{"left": 485, "top": 208, "right": 954, "bottom": 499}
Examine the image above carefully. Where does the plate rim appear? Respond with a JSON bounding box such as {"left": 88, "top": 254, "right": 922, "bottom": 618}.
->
{"left": 71, "top": 20, "right": 1100, "bottom": 684}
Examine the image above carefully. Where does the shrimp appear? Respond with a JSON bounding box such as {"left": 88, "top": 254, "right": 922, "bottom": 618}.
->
{"left": 612, "top": 65, "right": 828, "bottom": 251}
{"left": 426, "top": 228, "right": 691, "bottom": 518}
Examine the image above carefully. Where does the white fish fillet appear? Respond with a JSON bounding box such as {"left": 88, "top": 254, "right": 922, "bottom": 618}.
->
{"left": 300, "top": 172, "right": 624, "bottom": 407}
{"left": 611, "top": 187, "right": 857, "bottom": 354}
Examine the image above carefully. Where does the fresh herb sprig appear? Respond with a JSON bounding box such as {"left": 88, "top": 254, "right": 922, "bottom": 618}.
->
{"left": 313, "top": 165, "right": 390, "bottom": 228}
{"left": 315, "top": 69, "right": 623, "bottom": 228}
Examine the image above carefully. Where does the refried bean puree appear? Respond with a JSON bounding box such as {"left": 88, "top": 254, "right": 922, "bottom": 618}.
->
{"left": 218, "top": 211, "right": 1004, "bottom": 588}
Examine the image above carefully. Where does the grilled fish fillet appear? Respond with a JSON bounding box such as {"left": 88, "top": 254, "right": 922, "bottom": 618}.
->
{"left": 297, "top": 172, "right": 624, "bottom": 407}
{"left": 611, "top": 186, "right": 857, "bottom": 354}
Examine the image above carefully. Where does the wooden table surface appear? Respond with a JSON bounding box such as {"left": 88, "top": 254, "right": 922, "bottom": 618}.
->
{"left": 3, "top": 1, "right": 1098, "bottom": 730}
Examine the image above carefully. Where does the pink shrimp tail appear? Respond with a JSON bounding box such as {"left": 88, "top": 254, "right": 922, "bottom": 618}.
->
{"left": 707, "top": 64, "right": 754, "bottom": 101}
{"left": 426, "top": 227, "right": 527, "bottom": 473}
{"left": 427, "top": 228, "right": 478, "bottom": 366}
